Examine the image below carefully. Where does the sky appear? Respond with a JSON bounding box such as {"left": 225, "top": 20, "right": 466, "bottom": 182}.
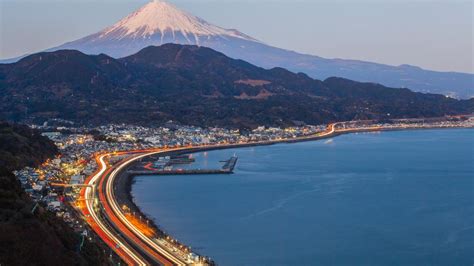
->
{"left": 0, "top": 0, "right": 472, "bottom": 73}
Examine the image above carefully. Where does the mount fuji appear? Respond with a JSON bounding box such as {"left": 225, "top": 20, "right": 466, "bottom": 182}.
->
{"left": 5, "top": 0, "right": 474, "bottom": 98}
{"left": 53, "top": 0, "right": 260, "bottom": 58}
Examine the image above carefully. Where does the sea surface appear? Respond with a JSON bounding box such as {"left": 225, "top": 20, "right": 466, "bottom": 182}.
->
{"left": 132, "top": 129, "right": 474, "bottom": 265}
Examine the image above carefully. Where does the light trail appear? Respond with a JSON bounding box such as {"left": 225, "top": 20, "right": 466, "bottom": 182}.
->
{"left": 97, "top": 159, "right": 176, "bottom": 266}
{"left": 83, "top": 154, "right": 147, "bottom": 265}
{"left": 105, "top": 149, "right": 189, "bottom": 266}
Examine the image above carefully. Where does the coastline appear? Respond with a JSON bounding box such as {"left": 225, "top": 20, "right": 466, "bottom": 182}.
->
{"left": 111, "top": 125, "right": 473, "bottom": 261}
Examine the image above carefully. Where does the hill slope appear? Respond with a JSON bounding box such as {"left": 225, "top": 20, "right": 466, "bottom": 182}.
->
{"left": 0, "top": 44, "right": 472, "bottom": 128}
{"left": 0, "top": 122, "right": 107, "bottom": 265}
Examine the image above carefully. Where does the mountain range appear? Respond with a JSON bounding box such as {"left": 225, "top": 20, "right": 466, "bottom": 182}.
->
{"left": 2, "top": 0, "right": 473, "bottom": 99}
{"left": 0, "top": 44, "right": 472, "bottom": 128}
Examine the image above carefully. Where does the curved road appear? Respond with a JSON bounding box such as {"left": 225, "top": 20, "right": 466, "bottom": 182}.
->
{"left": 80, "top": 155, "right": 148, "bottom": 265}
{"left": 81, "top": 151, "right": 189, "bottom": 265}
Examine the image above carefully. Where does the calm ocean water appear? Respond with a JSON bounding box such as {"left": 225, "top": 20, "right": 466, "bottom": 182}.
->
{"left": 132, "top": 129, "right": 474, "bottom": 265}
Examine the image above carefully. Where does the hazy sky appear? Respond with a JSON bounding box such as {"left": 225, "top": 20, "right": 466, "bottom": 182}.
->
{"left": 1, "top": 0, "right": 472, "bottom": 73}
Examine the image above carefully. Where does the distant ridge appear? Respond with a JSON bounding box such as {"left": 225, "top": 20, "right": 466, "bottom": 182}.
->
{"left": 1, "top": 0, "right": 473, "bottom": 98}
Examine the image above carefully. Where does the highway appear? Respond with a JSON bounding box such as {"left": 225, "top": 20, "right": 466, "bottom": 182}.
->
{"left": 80, "top": 152, "right": 191, "bottom": 265}
{"left": 80, "top": 154, "right": 148, "bottom": 265}
{"left": 103, "top": 152, "right": 190, "bottom": 265}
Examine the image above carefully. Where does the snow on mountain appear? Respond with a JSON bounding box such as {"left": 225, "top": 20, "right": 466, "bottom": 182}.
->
{"left": 47, "top": 0, "right": 265, "bottom": 60}
{"left": 3, "top": 0, "right": 473, "bottom": 98}
{"left": 98, "top": 0, "right": 258, "bottom": 43}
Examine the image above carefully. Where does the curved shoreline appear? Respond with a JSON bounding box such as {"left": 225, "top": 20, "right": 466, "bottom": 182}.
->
{"left": 113, "top": 125, "right": 473, "bottom": 263}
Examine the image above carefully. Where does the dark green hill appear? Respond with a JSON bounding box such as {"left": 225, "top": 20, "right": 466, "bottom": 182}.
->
{"left": 0, "top": 44, "right": 472, "bottom": 128}
{"left": 0, "top": 122, "right": 107, "bottom": 265}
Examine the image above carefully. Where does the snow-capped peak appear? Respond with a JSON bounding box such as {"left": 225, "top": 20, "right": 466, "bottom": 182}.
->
{"left": 100, "top": 0, "right": 258, "bottom": 43}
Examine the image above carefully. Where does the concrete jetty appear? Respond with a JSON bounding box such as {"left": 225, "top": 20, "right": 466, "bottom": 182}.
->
{"left": 128, "top": 155, "right": 238, "bottom": 176}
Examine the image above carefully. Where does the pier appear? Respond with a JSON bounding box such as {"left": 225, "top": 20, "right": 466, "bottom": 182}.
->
{"left": 128, "top": 155, "right": 238, "bottom": 176}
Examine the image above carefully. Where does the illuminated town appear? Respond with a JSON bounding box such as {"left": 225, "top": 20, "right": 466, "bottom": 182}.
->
{"left": 13, "top": 115, "right": 474, "bottom": 265}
